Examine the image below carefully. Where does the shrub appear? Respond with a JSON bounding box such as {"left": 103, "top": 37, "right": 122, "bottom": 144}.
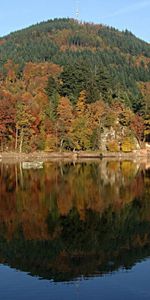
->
{"left": 107, "top": 140, "right": 120, "bottom": 152}
{"left": 45, "top": 134, "right": 57, "bottom": 151}
{"left": 121, "top": 137, "right": 135, "bottom": 152}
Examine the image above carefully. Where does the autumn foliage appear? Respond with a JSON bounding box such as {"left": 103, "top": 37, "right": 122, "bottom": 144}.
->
{"left": 0, "top": 60, "right": 148, "bottom": 152}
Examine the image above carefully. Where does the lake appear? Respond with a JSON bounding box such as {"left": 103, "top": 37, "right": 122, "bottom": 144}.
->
{"left": 0, "top": 159, "right": 150, "bottom": 300}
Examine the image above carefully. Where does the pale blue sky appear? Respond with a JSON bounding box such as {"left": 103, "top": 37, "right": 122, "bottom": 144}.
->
{"left": 0, "top": 0, "right": 149, "bottom": 41}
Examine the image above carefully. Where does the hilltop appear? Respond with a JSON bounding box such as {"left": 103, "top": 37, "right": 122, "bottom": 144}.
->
{"left": 0, "top": 18, "right": 150, "bottom": 108}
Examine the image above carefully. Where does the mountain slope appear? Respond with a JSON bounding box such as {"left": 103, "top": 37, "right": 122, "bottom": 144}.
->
{"left": 0, "top": 18, "right": 150, "bottom": 151}
{"left": 0, "top": 18, "right": 150, "bottom": 109}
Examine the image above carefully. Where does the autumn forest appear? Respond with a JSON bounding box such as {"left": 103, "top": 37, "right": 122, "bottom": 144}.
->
{"left": 0, "top": 18, "right": 150, "bottom": 152}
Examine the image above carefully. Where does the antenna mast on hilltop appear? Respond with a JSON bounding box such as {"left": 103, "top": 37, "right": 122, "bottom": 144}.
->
{"left": 75, "top": 0, "right": 80, "bottom": 21}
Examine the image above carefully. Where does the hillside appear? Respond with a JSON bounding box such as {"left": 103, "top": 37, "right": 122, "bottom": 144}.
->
{"left": 0, "top": 18, "right": 150, "bottom": 107}
{"left": 0, "top": 18, "right": 149, "bottom": 152}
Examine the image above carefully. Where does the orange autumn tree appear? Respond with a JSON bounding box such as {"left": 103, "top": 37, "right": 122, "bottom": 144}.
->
{"left": 130, "top": 114, "right": 144, "bottom": 143}
{"left": 0, "top": 91, "right": 16, "bottom": 151}
{"left": 4, "top": 59, "right": 18, "bottom": 84}
{"left": 23, "top": 62, "right": 62, "bottom": 95}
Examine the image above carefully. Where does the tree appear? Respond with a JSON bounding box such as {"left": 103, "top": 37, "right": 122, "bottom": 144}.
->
{"left": 15, "top": 101, "right": 36, "bottom": 152}
{"left": 57, "top": 97, "right": 74, "bottom": 150}
{"left": 69, "top": 91, "right": 92, "bottom": 150}
{"left": 0, "top": 92, "right": 16, "bottom": 151}
{"left": 60, "top": 61, "right": 90, "bottom": 103}
{"left": 76, "top": 90, "right": 87, "bottom": 116}
{"left": 144, "top": 115, "right": 150, "bottom": 142}
{"left": 130, "top": 114, "right": 144, "bottom": 143}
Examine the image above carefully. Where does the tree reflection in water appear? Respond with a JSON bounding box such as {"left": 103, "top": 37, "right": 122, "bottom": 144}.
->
{"left": 0, "top": 160, "right": 149, "bottom": 282}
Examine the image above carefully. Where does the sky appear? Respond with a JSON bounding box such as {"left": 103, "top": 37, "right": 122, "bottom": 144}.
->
{"left": 0, "top": 0, "right": 149, "bottom": 42}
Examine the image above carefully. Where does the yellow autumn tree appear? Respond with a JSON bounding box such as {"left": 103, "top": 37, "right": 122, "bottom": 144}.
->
{"left": 70, "top": 91, "right": 92, "bottom": 150}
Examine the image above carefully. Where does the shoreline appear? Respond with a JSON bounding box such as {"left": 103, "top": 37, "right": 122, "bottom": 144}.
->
{"left": 0, "top": 150, "right": 150, "bottom": 162}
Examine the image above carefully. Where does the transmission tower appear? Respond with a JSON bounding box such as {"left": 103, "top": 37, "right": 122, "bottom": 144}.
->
{"left": 76, "top": 0, "right": 80, "bottom": 20}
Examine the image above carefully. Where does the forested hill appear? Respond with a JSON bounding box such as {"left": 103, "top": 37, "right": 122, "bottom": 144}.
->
{"left": 0, "top": 18, "right": 150, "bottom": 152}
{"left": 0, "top": 18, "right": 150, "bottom": 108}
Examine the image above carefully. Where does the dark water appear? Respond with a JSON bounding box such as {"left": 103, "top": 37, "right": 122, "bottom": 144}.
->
{"left": 0, "top": 159, "right": 150, "bottom": 300}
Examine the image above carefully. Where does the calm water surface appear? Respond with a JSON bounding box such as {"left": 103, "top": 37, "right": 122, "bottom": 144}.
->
{"left": 0, "top": 159, "right": 150, "bottom": 300}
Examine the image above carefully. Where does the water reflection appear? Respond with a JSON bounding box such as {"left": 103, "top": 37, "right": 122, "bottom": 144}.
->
{"left": 0, "top": 160, "right": 149, "bottom": 282}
